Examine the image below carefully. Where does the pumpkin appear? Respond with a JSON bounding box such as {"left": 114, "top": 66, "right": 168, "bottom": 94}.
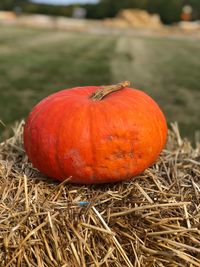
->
{"left": 24, "top": 81, "right": 167, "bottom": 184}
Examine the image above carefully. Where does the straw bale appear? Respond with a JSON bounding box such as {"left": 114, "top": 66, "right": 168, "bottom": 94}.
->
{"left": 0, "top": 121, "right": 200, "bottom": 266}
{"left": 0, "top": 11, "right": 16, "bottom": 20}
{"left": 178, "top": 21, "right": 200, "bottom": 31}
{"left": 104, "top": 9, "right": 163, "bottom": 29}
{"left": 18, "top": 15, "right": 56, "bottom": 29}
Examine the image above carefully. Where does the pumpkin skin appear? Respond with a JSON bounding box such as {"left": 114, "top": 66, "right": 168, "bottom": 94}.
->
{"left": 24, "top": 83, "right": 167, "bottom": 184}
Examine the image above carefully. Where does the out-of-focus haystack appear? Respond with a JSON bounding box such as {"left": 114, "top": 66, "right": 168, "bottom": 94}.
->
{"left": 0, "top": 11, "right": 16, "bottom": 23}
{"left": 0, "top": 121, "right": 200, "bottom": 266}
{"left": 178, "top": 21, "right": 200, "bottom": 31}
{"left": 0, "top": 12, "right": 97, "bottom": 32}
{"left": 104, "top": 9, "right": 163, "bottom": 29}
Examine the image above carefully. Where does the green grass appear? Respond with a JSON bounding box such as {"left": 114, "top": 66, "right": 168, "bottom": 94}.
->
{"left": 111, "top": 36, "right": 200, "bottom": 140}
{"left": 0, "top": 25, "right": 200, "bottom": 140}
{"left": 0, "top": 26, "right": 115, "bottom": 126}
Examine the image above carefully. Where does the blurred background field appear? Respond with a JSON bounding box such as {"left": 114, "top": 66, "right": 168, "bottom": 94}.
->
{"left": 0, "top": 24, "right": 200, "bottom": 140}
{"left": 0, "top": 2, "right": 200, "bottom": 266}
{"left": 0, "top": 0, "right": 200, "bottom": 141}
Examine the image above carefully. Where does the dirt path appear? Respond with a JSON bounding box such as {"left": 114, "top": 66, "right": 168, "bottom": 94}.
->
{"left": 111, "top": 35, "right": 200, "bottom": 139}
{"left": 111, "top": 36, "right": 156, "bottom": 88}
{"left": 111, "top": 34, "right": 178, "bottom": 92}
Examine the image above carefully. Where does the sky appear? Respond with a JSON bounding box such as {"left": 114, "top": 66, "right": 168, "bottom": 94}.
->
{"left": 31, "top": 0, "right": 99, "bottom": 5}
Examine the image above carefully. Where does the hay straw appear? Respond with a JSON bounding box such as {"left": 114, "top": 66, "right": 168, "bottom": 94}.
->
{"left": 0, "top": 121, "right": 200, "bottom": 266}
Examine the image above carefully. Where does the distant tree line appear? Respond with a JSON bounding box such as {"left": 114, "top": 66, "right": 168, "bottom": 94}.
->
{"left": 0, "top": 0, "right": 74, "bottom": 17}
{"left": 0, "top": 0, "right": 200, "bottom": 24}
{"left": 85, "top": 0, "right": 200, "bottom": 24}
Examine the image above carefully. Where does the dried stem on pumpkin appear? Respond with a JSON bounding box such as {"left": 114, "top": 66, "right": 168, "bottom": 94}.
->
{"left": 90, "top": 81, "right": 130, "bottom": 101}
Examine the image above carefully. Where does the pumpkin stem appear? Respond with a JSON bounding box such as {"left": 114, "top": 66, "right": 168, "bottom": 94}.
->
{"left": 90, "top": 81, "right": 130, "bottom": 101}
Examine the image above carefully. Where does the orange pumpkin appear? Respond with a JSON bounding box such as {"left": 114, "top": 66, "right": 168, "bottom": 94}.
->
{"left": 24, "top": 81, "right": 167, "bottom": 184}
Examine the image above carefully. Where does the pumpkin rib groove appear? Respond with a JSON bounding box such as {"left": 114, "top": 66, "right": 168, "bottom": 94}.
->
{"left": 26, "top": 94, "right": 82, "bottom": 177}
{"left": 56, "top": 101, "right": 92, "bottom": 181}
{"left": 52, "top": 102, "right": 74, "bottom": 179}
{"left": 29, "top": 101, "right": 64, "bottom": 175}
{"left": 91, "top": 101, "right": 118, "bottom": 182}
{"left": 25, "top": 100, "right": 56, "bottom": 171}
{"left": 87, "top": 101, "right": 114, "bottom": 182}
{"left": 116, "top": 100, "right": 135, "bottom": 177}
{"left": 26, "top": 92, "right": 87, "bottom": 150}
{"left": 74, "top": 103, "right": 96, "bottom": 182}
{"left": 45, "top": 100, "right": 72, "bottom": 178}
{"left": 37, "top": 106, "right": 57, "bottom": 174}
{"left": 104, "top": 98, "right": 137, "bottom": 179}
{"left": 55, "top": 100, "right": 78, "bottom": 180}
{"left": 26, "top": 96, "right": 70, "bottom": 173}
{"left": 27, "top": 92, "right": 84, "bottom": 130}
{"left": 137, "top": 92, "right": 167, "bottom": 159}
{"left": 85, "top": 103, "right": 96, "bottom": 182}
{"left": 26, "top": 95, "right": 68, "bottom": 151}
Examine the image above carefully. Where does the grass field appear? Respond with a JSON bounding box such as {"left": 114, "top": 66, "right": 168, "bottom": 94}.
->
{"left": 0, "top": 24, "right": 200, "bottom": 140}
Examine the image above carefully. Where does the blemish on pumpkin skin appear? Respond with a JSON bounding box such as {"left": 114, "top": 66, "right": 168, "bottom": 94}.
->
{"left": 47, "top": 136, "right": 56, "bottom": 145}
{"left": 108, "top": 150, "right": 134, "bottom": 160}
{"left": 65, "top": 149, "right": 85, "bottom": 168}
{"left": 128, "top": 152, "right": 134, "bottom": 158}
{"left": 107, "top": 134, "right": 126, "bottom": 141}
{"left": 113, "top": 151, "right": 124, "bottom": 159}
{"left": 84, "top": 166, "right": 94, "bottom": 177}
{"left": 107, "top": 135, "right": 113, "bottom": 141}
{"left": 138, "top": 153, "right": 142, "bottom": 159}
